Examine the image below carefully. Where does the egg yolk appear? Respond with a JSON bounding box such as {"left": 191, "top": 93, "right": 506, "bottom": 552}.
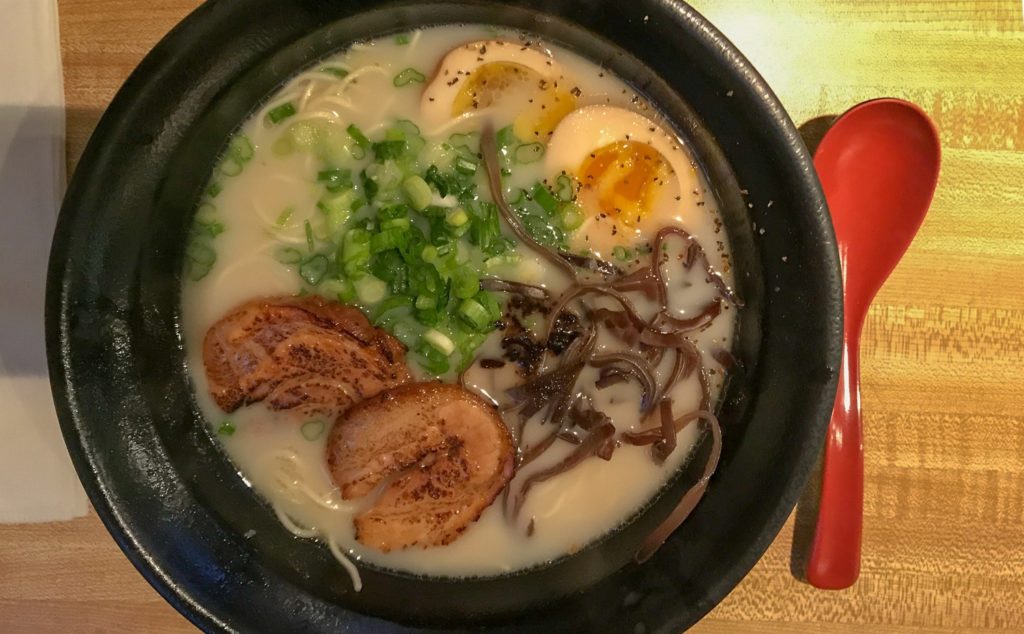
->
{"left": 452, "top": 62, "right": 534, "bottom": 113}
{"left": 577, "top": 141, "right": 672, "bottom": 226}
{"left": 451, "top": 62, "right": 576, "bottom": 140}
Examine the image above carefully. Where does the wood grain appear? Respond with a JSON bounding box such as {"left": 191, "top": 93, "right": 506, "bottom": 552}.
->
{"left": 2, "top": 0, "right": 1021, "bottom": 631}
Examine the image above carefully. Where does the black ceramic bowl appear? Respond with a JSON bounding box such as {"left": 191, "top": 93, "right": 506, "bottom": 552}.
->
{"left": 47, "top": 0, "right": 841, "bottom": 631}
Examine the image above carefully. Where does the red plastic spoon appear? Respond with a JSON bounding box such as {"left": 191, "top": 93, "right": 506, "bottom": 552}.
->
{"left": 807, "top": 99, "right": 941, "bottom": 589}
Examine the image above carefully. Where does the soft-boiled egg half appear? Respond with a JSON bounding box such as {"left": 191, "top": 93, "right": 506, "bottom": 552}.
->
{"left": 545, "top": 105, "right": 702, "bottom": 257}
{"left": 421, "top": 40, "right": 577, "bottom": 140}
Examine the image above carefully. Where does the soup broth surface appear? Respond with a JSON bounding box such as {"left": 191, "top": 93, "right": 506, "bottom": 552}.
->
{"left": 182, "top": 25, "right": 736, "bottom": 579}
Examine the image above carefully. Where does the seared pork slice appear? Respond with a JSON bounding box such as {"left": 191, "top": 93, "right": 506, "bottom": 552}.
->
{"left": 327, "top": 383, "right": 515, "bottom": 552}
{"left": 203, "top": 296, "right": 410, "bottom": 419}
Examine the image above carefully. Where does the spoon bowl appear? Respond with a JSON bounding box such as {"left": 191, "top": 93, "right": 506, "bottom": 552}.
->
{"left": 808, "top": 98, "right": 941, "bottom": 589}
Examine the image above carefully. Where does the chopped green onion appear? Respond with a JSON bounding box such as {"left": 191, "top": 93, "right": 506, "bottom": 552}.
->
{"left": 218, "top": 157, "right": 243, "bottom": 177}
{"left": 186, "top": 239, "right": 216, "bottom": 281}
{"left": 206, "top": 181, "right": 223, "bottom": 198}
{"left": 520, "top": 213, "right": 563, "bottom": 247}
{"left": 445, "top": 207, "right": 469, "bottom": 227}
{"left": 477, "top": 290, "right": 501, "bottom": 321}
{"left": 415, "top": 341, "right": 450, "bottom": 374}
{"left": 317, "top": 189, "right": 358, "bottom": 229}
{"left": 195, "top": 202, "right": 218, "bottom": 226}
{"left": 457, "top": 298, "right": 492, "bottom": 330}
{"left": 484, "top": 252, "right": 521, "bottom": 269}
{"left": 561, "top": 202, "right": 584, "bottom": 230}
{"left": 228, "top": 135, "right": 254, "bottom": 163}
{"left": 392, "top": 120, "right": 425, "bottom": 155}
{"left": 393, "top": 67, "right": 426, "bottom": 87}
{"left": 423, "top": 165, "right": 451, "bottom": 197}
{"left": 531, "top": 182, "right": 560, "bottom": 215}
{"left": 372, "top": 295, "right": 413, "bottom": 324}
{"left": 321, "top": 278, "right": 356, "bottom": 303}
{"left": 423, "top": 329, "right": 455, "bottom": 356}
{"left": 370, "top": 228, "right": 408, "bottom": 254}
{"left": 380, "top": 217, "right": 411, "bottom": 230}
{"left": 451, "top": 268, "right": 480, "bottom": 299}
{"left": 346, "top": 124, "right": 371, "bottom": 151}
{"left": 300, "top": 420, "right": 326, "bottom": 441}
{"left": 496, "top": 125, "right": 518, "bottom": 148}
{"left": 554, "top": 173, "right": 575, "bottom": 201}
{"left": 267, "top": 102, "right": 297, "bottom": 124}
{"left": 360, "top": 170, "right": 379, "bottom": 201}
{"left": 341, "top": 228, "right": 371, "bottom": 278}
{"left": 373, "top": 139, "right": 405, "bottom": 160}
{"left": 403, "top": 175, "right": 433, "bottom": 211}
{"left": 449, "top": 132, "right": 480, "bottom": 153}
{"left": 415, "top": 294, "right": 437, "bottom": 310}
{"left": 317, "top": 168, "right": 353, "bottom": 192}
{"left": 394, "top": 33, "right": 411, "bottom": 45}
{"left": 612, "top": 246, "right": 633, "bottom": 261}
{"left": 515, "top": 142, "right": 545, "bottom": 164}
{"left": 355, "top": 276, "right": 387, "bottom": 303}
{"left": 305, "top": 220, "right": 315, "bottom": 252}
{"left": 300, "top": 254, "right": 329, "bottom": 286}
{"left": 454, "top": 157, "right": 477, "bottom": 175}
{"left": 274, "top": 206, "right": 294, "bottom": 228}
{"left": 217, "top": 421, "right": 236, "bottom": 436}
{"left": 319, "top": 66, "right": 349, "bottom": 78}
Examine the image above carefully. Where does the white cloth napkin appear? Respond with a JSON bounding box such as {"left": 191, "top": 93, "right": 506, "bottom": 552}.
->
{"left": 0, "top": 0, "right": 87, "bottom": 522}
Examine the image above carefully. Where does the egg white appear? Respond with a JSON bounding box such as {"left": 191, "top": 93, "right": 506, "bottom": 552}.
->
{"left": 420, "top": 40, "right": 569, "bottom": 129}
{"left": 545, "top": 105, "right": 702, "bottom": 256}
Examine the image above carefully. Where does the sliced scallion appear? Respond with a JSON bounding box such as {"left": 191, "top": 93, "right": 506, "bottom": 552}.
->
{"left": 515, "top": 142, "right": 545, "bottom": 164}
{"left": 373, "top": 139, "right": 405, "bottom": 161}
{"left": 423, "top": 329, "right": 455, "bottom": 356}
{"left": 304, "top": 220, "right": 315, "bottom": 252}
{"left": 457, "top": 298, "right": 492, "bottom": 331}
{"left": 561, "top": 202, "right": 584, "bottom": 230}
{"left": 355, "top": 276, "right": 387, "bottom": 303}
{"left": 393, "top": 67, "right": 426, "bottom": 87}
{"left": 267, "top": 102, "right": 297, "bottom": 125}
{"left": 319, "top": 66, "right": 349, "bottom": 78}
{"left": 346, "top": 124, "right": 371, "bottom": 151}
{"left": 218, "top": 157, "right": 243, "bottom": 177}
{"left": 299, "top": 254, "right": 329, "bottom": 286}
{"left": 612, "top": 246, "right": 633, "bottom": 261}
{"left": 451, "top": 268, "right": 480, "bottom": 299}
{"left": 531, "top": 182, "right": 560, "bottom": 215}
{"left": 317, "top": 168, "right": 353, "bottom": 192}
{"left": 320, "top": 278, "right": 356, "bottom": 303}
{"left": 403, "top": 175, "right": 432, "bottom": 211}
{"left": 228, "top": 135, "right": 254, "bottom": 163}
{"left": 445, "top": 207, "right": 469, "bottom": 227}
{"left": 274, "top": 206, "right": 294, "bottom": 228}
{"left": 554, "top": 173, "right": 575, "bottom": 201}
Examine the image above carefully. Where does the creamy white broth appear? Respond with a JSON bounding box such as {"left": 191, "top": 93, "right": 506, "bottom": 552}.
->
{"left": 182, "top": 25, "right": 735, "bottom": 580}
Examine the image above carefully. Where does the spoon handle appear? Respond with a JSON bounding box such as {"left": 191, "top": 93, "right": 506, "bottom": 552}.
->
{"left": 807, "top": 327, "right": 864, "bottom": 589}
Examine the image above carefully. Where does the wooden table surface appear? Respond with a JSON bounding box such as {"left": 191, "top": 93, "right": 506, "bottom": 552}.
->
{"left": 2, "top": 1, "right": 1022, "bottom": 631}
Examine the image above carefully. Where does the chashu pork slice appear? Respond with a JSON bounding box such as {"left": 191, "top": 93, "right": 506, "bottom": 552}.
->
{"left": 202, "top": 295, "right": 410, "bottom": 421}
{"left": 327, "top": 383, "right": 515, "bottom": 552}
